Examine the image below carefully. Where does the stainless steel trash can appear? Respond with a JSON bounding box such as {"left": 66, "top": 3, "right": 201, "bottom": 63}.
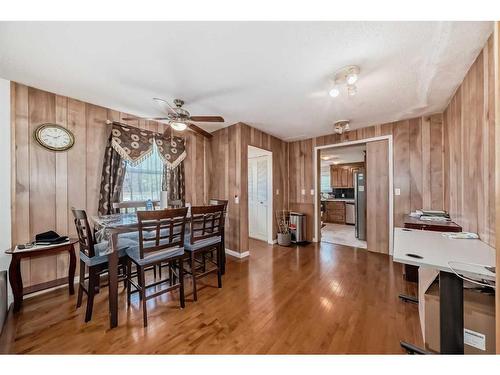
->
{"left": 289, "top": 212, "right": 306, "bottom": 243}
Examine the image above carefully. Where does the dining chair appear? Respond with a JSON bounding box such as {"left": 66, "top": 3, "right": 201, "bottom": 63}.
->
{"left": 125, "top": 207, "right": 188, "bottom": 327}
{"left": 184, "top": 204, "right": 225, "bottom": 301}
{"left": 72, "top": 208, "right": 135, "bottom": 322}
{"left": 112, "top": 200, "right": 160, "bottom": 213}
{"left": 209, "top": 199, "right": 228, "bottom": 274}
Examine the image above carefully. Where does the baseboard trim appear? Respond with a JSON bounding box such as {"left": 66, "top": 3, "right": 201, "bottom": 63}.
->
{"left": 225, "top": 248, "right": 250, "bottom": 259}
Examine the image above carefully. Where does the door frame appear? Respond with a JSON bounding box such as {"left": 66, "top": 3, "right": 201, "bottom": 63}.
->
{"left": 247, "top": 146, "right": 274, "bottom": 245}
{"left": 313, "top": 135, "right": 394, "bottom": 254}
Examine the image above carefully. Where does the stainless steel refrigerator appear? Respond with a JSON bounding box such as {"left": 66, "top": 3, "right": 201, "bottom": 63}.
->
{"left": 354, "top": 171, "right": 366, "bottom": 240}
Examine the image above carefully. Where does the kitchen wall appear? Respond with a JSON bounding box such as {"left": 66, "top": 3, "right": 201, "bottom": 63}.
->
{"left": 10, "top": 82, "right": 209, "bottom": 287}
{"left": 207, "top": 123, "right": 289, "bottom": 254}
{"left": 288, "top": 114, "right": 445, "bottom": 242}
{"left": 443, "top": 33, "right": 496, "bottom": 247}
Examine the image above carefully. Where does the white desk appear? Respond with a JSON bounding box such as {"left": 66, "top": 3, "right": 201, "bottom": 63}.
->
{"left": 393, "top": 227, "right": 496, "bottom": 354}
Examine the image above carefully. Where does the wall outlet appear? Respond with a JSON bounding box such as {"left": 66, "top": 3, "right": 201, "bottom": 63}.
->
{"left": 301, "top": 189, "right": 305, "bottom": 195}
{"left": 310, "top": 189, "right": 314, "bottom": 195}
{"left": 276, "top": 189, "right": 280, "bottom": 195}
{"left": 395, "top": 188, "right": 401, "bottom": 196}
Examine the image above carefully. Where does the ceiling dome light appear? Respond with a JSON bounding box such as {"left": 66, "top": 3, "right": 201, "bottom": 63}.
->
{"left": 170, "top": 121, "right": 188, "bottom": 131}
{"left": 329, "top": 86, "right": 340, "bottom": 98}
{"left": 347, "top": 85, "right": 357, "bottom": 97}
{"left": 346, "top": 72, "right": 358, "bottom": 85}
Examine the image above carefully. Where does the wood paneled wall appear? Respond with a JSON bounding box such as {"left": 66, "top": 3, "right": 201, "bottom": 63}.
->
{"left": 443, "top": 34, "right": 496, "bottom": 247}
{"left": 288, "top": 114, "right": 445, "bottom": 243}
{"left": 10, "top": 83, "right": 208, "bottom": 287}
{"left": 207, "top": 123, "right": 289, "bottom": 253}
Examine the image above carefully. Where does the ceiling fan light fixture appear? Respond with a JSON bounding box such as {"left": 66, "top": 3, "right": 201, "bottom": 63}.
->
{"left": 170, "top": 121, "right": 188, "bottom": 131}
{"left": 347, "top": 85, "right": 357, "bottom": 97}
{"left": 329, "top": 86, "right": 340, "bottom": 98}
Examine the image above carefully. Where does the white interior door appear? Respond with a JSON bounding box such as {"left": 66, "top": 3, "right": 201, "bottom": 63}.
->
{"left": 248, "top": 156, "right": 269, "bottom": 241}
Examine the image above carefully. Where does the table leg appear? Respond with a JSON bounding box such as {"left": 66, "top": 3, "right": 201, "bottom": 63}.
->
{"left": 68, "top": 244, "right": 76, "bottom": 295}
{"left": 439, "top": 271, "right": 464, "bottom": 354}
{"left": 9, "top": 255, "right": 23, "bottom": 312}
{"left": 108, "top": 233, "right": 119, "bottom": 328}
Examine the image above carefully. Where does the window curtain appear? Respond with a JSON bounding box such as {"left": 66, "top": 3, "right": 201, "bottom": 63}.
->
{"left": 97, "top": 135, "right": 127, "bottom": 215}
{"left": 162, "top": 163, "right": 185, "bottom": 205}
{"left": 158, "top": 135, "right": 187, "bottom": 204}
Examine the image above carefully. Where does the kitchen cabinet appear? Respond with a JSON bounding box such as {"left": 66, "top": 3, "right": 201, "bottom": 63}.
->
{"left": 330, "top": 163, "right": 364, "bottom": 188}
{"left": 324, "top": 201, "right": 346, "bottom": 224}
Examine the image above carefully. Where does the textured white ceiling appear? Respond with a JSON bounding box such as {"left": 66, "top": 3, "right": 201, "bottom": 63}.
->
{"left": 0, "top": 21, "right": 493, "bottom": 140}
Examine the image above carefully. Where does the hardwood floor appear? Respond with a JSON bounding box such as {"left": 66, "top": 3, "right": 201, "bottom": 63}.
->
{"left": 1, "top": 240, "right": 422, "bottom": 354}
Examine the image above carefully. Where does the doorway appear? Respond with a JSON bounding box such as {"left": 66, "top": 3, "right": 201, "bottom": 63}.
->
{"left": 248, "top": 146, "right": 273, "bottom": 244}
{"left": 314, "top": 136, "right": 394, "bottom": 254}
{"left": 319, "top": 144, "right": 367, "bottom": 249}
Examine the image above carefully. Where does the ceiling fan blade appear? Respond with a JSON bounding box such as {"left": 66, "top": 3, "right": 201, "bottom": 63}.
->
{"left": 122, "top": 116, "right": 170, "bottom": 121}
{"left": 153, "top": 97, "right": 178, "bottom": 115}
{"left": 187, "top": 123, "right": 213, "bottom": 138}
{"left": 189, "top": 116, "right": 225, "bottom": 122}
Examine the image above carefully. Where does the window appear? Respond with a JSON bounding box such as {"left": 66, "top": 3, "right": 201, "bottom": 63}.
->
{"left": 320, "top": 166, "right": 331, "bottom": 193}
{"left": 121, "top": 144, "right": 163, "bottom": 202}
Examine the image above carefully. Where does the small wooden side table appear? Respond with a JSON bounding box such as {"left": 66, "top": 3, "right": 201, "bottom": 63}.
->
{"left": 5, "top": 239, "right": 78, "bottom": 312}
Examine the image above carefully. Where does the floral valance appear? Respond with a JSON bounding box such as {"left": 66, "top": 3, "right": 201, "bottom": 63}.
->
{"left": 110, "top": 123, "right": 186, "bottom": 168}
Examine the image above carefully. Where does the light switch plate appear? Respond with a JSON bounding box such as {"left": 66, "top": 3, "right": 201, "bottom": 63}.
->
{"left": 395, "top": 188, "right": 401, "bottom": 196}
{"left": 310, "top": 189, "right": 314, "bottom": 195}
{"left": 234, "top": 196, "right": 239, "bottom": 204}
{"left": 301, "top": 189, "right": 305, "bottom": 195}
{"left": 276, "top": 189, "right": 280, "bottom": 195}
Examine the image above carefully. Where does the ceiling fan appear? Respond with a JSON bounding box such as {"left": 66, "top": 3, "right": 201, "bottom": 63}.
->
{"left": 122, "top": 98, "right": 224, "bottom": 138}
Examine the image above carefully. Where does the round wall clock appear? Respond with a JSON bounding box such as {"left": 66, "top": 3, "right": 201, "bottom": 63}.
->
{"left": 34, "top": 123, "right": 75, "bottom": 152}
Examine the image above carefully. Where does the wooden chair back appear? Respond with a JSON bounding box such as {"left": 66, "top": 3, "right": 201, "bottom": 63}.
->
{"left": 209, "top": 199, "right": 228, "bottom": 213}
{"left": 168, "top": 199, "right": 183, "bottom": 209}
{"left": 136, "top": 207, "right": 188, "bottom": 259}
{"left": 71, "top": 208, "right": 96, "bottom": 258}
{"left": 112, "top": 200, "right": 160, "bottom": 213}
{"left": 189, "top": 205, "right": 225, "bottom": 245}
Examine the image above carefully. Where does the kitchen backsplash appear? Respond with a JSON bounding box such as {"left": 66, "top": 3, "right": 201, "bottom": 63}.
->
{"left": 330, "top": 188, "right": 354, "bottom": 199}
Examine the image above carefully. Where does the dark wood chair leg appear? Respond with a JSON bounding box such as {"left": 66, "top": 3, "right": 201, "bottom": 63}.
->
{"left": 221, "top": 233, "right": 226, "bottom": 275}
{"left": 190, "top": 252, "right": 197, "bottom": 301}
{"left": 138, "top": 266, "right": 148, "bottom": 327}
{"left": 217, "top": 245, "right": 222, "bottom": 289}
{"left": 85, "top": 268, "right": 97, "bottom": 322}
{"left": 158, "top": 263, "right": 162, "bottom": 279}
{"left": 178, "top": 258, "right": 185, "bottom": 308}
{"left": 153, "top": 265, "right": 157, "bottom": 280}
{"left": 76, "top": 259, "right": 85, "bottom": 309}
{"left": 126, "top": 259, "right": 132, "bottom": 307}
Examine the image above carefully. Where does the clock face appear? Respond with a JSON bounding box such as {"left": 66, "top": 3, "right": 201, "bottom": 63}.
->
{"left": 34, "top": 124, "right": 75, "bottom": 151}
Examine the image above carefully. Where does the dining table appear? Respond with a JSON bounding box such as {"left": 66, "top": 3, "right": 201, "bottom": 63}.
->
{"left": 91, "top": 211, "right": 226, "bottom": 329}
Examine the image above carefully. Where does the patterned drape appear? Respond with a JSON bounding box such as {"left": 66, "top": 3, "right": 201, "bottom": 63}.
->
{"left": 111, "top": 124, "right": 155, "bottom": 166}
{"left": 98, "top": 135, "right": 127, "bottom": 215}
{"left": 162, "top": 163, "right": 185, "bottom": 205}
{"left": 155, "top": 135, "right": 187, "bottom": 169}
